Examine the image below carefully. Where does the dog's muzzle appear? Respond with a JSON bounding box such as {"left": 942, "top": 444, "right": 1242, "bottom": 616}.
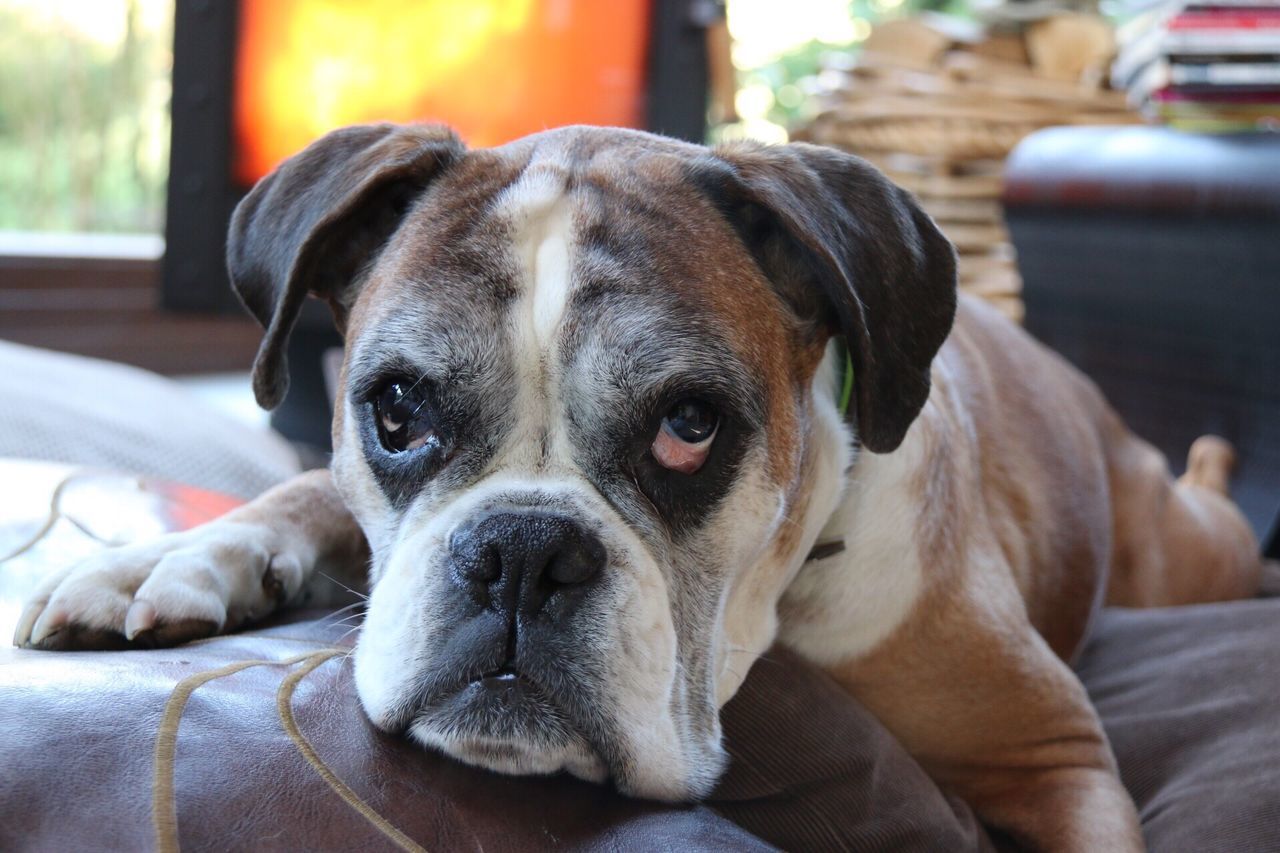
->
{"left": 392, "top": 508, "right": 613, "bottom": 761}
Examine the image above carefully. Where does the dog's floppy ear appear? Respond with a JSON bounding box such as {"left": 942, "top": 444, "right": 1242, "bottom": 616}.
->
{"left": 693, "top": 141, "right": 957, "bottom": 454}
{"left": 227, "top": 123, "right": 465, "bottom": 409}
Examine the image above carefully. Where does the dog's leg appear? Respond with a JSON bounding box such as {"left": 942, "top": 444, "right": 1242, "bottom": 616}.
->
{"left": 1107, "top": 433, "right": 1261, "bottom": 607}
{"left": 14, "top": 469, "right": 367, "bottom": 650}
{"left": 827, "top": 580, "right": 1144, "bottom": 852}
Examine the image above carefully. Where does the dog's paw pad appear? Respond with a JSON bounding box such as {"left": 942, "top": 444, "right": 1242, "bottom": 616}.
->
{"left": 128, "top": 617, "right": 220, "bottom": 649}
{"left": 29, "top": 620, "right": 134, "bottom": 652}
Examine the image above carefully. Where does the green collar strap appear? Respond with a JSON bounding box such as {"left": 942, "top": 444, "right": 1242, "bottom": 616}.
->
{"left": 834, "top": 338, "right": 854, "bottom": 418}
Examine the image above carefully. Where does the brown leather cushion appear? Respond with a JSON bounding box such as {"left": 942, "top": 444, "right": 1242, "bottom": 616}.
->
{"left": 0, "top": 461, "right": 995, "bottom": 850}
{"left": 0, "top": 618, "right": 993, "bottom": 851}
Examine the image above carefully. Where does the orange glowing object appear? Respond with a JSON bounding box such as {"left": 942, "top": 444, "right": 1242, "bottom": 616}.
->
{"left": 233, "top": 0, "right": 651, "bottom": 186}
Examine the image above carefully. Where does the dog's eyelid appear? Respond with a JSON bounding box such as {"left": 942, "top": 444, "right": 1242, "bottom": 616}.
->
{"left": 397, "top": 370, "right": 432, "bottom": 399}
{"left": 348, "top": 361, "right": 433, "bottom": 403}
{"left": 645, "top": 377, "right": 735, "bottom": 414}
{"left": 644, "top": 387, "right": 757, "bottom": 437}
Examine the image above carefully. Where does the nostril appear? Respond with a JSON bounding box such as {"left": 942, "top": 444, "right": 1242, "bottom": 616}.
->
{"left": 468, "top": 545, "right": 501, "bottom": 584}
{"left": 449, "top": 526, "right": 501, "bottom": 584}
{"left": 449, "top": 511, "right": 607, "bottom": 617}
{"left": 545, "top": 534, "right": 606, "bottom": 586}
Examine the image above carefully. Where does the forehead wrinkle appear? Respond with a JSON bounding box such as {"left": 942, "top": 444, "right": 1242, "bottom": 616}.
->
{"left": 563, "top": 191, "right": 764, "bottom": 422}
{"left": 565, "top": 297, "right": 764, "bottom": 429}
{"left": 347, "top": 297, "right": 507, "bottom": 390}
{"left": 354, "top": 146, "right": 534, "bottom": 319}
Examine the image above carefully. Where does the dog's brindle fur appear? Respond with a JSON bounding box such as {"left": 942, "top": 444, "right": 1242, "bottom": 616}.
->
{"left": 17, "top": 125, "right": 1261, "bottom": 850}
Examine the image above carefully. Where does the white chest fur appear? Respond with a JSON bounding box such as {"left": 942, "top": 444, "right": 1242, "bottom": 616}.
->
{"left": 777, "top": 418, "right": 928, "bottom": 667}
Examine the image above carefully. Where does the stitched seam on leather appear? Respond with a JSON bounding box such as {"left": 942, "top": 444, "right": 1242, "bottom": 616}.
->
{"left": 276, "top": 650, "right": 429, "bottom": 853}
{"left": 176, "top": 633, "right": 340, "bottom": 649}
{"left": 152, "top": 652, "right": 321, "bottom": 853}
{"left": 0, "top": 469, "right": 86, "bottom": 563}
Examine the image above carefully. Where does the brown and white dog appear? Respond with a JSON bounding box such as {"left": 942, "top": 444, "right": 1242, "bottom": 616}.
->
{"left": 15, "top": 124, "right": 1262, "bottom": 850}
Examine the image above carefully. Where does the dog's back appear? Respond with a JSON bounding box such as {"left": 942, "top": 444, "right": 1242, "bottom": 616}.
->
{"left": 938, "top": 295, "right": 1261, "bottom": 658}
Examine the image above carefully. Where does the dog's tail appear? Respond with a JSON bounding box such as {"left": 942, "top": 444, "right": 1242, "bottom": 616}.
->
{"left": 1178, "top": 435, "right": 1236, "bottom": 497}
{"left": 1105, "top": 433, "right": 1261, "bottom": 607}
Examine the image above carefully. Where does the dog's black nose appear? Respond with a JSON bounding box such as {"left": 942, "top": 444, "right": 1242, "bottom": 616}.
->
{"left": 449, "top": 511, "right": 606, "bottom": 617}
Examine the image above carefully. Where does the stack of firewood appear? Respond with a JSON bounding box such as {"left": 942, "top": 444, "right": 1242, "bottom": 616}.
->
{"left": 796, "top": 14, "right": 1137, "bottom": 323}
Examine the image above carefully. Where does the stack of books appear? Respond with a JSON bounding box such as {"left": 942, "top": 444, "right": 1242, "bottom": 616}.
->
{"left": 1114, "top": 1, "right": 1280, "bottom": 131}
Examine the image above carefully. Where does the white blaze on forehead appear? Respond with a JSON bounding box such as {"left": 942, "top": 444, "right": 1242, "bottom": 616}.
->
{"left": 492, "top": 163, "right": 580, "bottom": 470}
{"left": 500, "top": 167, "right": 575, "bottom": 355}
{"left": 531, "top": 202, "right": 573, "bottom": 350}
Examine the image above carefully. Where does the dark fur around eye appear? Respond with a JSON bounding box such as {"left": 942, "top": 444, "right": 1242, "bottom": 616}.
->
{"left": 358, "top": 375, "right": 452, "bottom": 507}
{"left": 564, "top": 379, "right": 761, "bottom": 541}
{"left": 629, "top": 409, "right": 750, "bottom": 536}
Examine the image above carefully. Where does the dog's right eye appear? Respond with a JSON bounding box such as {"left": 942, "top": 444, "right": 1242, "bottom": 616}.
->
{"left": 373, "top": 380, "right": 437, "bottom": 453}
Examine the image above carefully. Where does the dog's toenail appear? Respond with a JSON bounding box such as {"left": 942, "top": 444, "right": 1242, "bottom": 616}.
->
{"left": 262, "top": 564, "right": 286, "bottom": 605}
{"left": 125, "top": 600, "right": 157, "bottom": 640}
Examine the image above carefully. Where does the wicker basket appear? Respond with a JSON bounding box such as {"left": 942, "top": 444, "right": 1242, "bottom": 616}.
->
{"left": 795, "top": 15, "right": 1138, "bottom": 324}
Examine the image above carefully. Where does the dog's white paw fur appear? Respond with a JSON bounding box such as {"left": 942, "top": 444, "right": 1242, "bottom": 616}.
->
{"left": 13, "top": 521, "right": 311, "bottom": 650}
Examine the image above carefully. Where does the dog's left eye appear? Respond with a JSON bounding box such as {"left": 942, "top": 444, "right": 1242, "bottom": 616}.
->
{"left": 374, "top": 380, "right": 436, "bottom": 453}
{"left": 651, "top": 398, "right": 719, "bottom": 474}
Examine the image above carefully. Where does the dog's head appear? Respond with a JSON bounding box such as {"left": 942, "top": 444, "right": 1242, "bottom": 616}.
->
{"left": 228, "top": 124, "right": 955, "bottom": 799}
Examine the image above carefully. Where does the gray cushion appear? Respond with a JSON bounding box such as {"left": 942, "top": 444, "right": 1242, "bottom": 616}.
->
{"left": 1079, "top": 576, "right": 1280, "bottom": 853}
{"left": 0, "top": 341, "right": 298, "bottom": 498}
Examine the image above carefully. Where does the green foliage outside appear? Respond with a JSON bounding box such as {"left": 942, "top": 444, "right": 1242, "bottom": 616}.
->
{"left": 724, "top": 0, "right": 964, "bottom": 137}
{"left": 0, "top": 1, "right": 171, "bottom": 234}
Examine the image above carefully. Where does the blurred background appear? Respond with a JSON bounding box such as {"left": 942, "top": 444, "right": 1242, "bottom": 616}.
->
{"left": 0, "top": 0, "right": 1276, "bottom": 549}
{"left": 0, "top": 0, "right": 1149, "bottom": 238}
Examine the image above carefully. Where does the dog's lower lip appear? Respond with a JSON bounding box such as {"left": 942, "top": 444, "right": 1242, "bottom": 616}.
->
{"left": 478, "top": 669, "right": 521, "bottom": 692}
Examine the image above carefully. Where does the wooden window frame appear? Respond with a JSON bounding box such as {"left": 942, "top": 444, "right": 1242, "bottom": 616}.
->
{"left": 0, "top": 234, "right": 261, "bottom": 375}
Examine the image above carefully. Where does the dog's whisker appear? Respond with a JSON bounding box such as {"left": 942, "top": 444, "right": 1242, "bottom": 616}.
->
{"left": 335, "top": 625, "right": 364, "bottom": 646}
{"left": 399, "top": 370, "right": 431, "bottom": 400}
{"left": 322, "top": 609, "right": 367, "bottom": 626}
{"left": 314, "top": 602, "right": 367, "bottom": 629}
{"left": 322, "top": 600, "right": 366, "bottom": 618}
{"left": 316, "top": 571, "right": 369, "bottom": 601}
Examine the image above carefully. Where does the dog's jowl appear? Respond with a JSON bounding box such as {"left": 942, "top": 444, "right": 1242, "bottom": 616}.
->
{"left": 17, "top": 124, "right": 1262, "bottom": 851}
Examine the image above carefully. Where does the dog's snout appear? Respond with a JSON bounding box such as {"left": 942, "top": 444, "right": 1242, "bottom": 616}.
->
{"left": 449, "top": 511, "right": 606, "bottom": 616}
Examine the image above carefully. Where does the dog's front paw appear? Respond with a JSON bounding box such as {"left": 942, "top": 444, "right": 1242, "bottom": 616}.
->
{"left": 13, "top": 521, "right": 310, "bottom": 650}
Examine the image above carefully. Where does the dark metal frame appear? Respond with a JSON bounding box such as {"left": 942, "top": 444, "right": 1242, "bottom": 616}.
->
{"left": 161, "top": 0, "right": 242, "bottom": 314}
{"left": 645, "top": 0, "right": 712, "bottom": 143}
